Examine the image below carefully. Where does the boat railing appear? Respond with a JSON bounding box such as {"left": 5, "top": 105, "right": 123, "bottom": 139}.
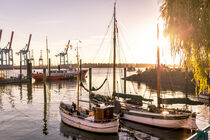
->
{"left": 187, "top": 125, "right": 210, "bottom": 140}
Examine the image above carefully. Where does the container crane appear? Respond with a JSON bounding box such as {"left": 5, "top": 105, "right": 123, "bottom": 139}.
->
{"left": 16, "top": 34, "right": 32, "bottom": 66}
{"left": 39, "top": 50, "right": 43, "bottom": 66}
{"left": 0, "top": 30, "right": 14, "bottom": 66}
{"left": 30, "top": 49, "right": 35, "bottom": 66}
{"left": 55, "top": 40, "right": 70, "bottom": 65}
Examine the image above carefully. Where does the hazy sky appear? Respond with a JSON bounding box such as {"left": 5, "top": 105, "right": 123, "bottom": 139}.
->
{"left": 0, "top": 0, "right": 177, "bottom": 65}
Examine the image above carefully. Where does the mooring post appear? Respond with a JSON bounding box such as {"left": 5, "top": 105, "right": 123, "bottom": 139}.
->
{"left": 89, "top": 67, "right": 92, "bottom": 110}
{"left": 43, "top": 68, "right": 46, "bottom": 82}
{"left": 20, "top": 60, "right": 22, "bottom": 80}
{"left": 48, "top": 58, "right": 51, "bottom": 80}
{"left": 124, "top": 67, "right": 126, "bottom": 94}
{"left": 27, "top": 59, "right": 32, "bottom": 82}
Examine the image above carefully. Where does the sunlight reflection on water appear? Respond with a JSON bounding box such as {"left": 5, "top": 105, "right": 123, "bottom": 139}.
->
{"left": 0, "top": 68, "right": 209, "bottom": 140}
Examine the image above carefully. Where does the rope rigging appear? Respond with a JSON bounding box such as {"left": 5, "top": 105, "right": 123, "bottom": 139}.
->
{"left": 80, "top": 78, "right": 107, "bottom": 92}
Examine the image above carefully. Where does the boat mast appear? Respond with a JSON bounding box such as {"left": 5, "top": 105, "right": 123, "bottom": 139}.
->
{"left": 76, "top": 42, "right": 80, "bottom": 111}
{"left": 157, "top": 24, "right": 160, "bottom": 108}
{"left": 113, "top": 2, "right": 116, "bottom": 93}
{"left": 46, "top": 36, "right": 49, "bottom": 72}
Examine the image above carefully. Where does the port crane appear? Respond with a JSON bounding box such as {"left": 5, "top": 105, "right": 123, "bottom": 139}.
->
{"left": 16, "top": 34, "right": 32, "bottom": 66}
{"left": 0, "top": 30, "right": 14, "bottom": 66}
{"left": 55, "top": 40, "right": 71, "bottom": 65}
{"left": 39, "top": 50, "right": 43, "bottom": 66}
{"left": 30, "top": 49, "right": 35, "bottom": 66}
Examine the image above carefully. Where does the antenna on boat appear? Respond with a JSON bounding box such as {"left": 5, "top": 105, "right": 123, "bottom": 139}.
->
{"left": 157, "top": 24, "right": 161, "bottom": 108}
{"left": 113, "top": 2, "right": 116, "bottom": 94}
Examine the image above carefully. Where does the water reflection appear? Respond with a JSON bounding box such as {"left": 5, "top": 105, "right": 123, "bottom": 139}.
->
{"left": 121, "top": 120, "right": 193, "bottom": 140}
{"left": 7, "top": 88, "right": 15, "bottom": 108}
{"left": 60, "top": 122, "right": 119, "bottom": 140}
{"left": 0, "top": 69, "right": 209, "bottom": 140}
{"left": 43, "top": 83, "right": 48, "bottom": 135}
{"left": 27, "top": 83, "right": 32, "bottom": 104}
{"left": 0, "top": 86, "right": 4, "bottom": 110}
{"left": 19, "top": 84, "right": 23, "bottom": 102}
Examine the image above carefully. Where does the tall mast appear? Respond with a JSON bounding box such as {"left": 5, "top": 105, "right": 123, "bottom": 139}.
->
{"left": 76, "top": 42, "right": 80, "bottom": 111}
{"left": 157, "top": 24, "right": 160, "bottom": 108}
{"left": 113, "top": 2, "right": 116, "bottom": 93}
{"left": 46, "top": 36, "right": 49, "bottom": 72}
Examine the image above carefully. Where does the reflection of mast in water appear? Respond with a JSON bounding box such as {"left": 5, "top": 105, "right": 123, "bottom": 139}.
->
{"left": 43, "top": 83, "right": 48, "bottom": 135}
{"left": 47, "top": 82, "right": 51, "bottom": 119}
{"left": 58, "top": 82, "right": 62, "bottom": 92}
{"left": 8, "top": 89, "right": 15, "bottom": 108}
{"left": 0, "top": 87, "right": 3, "bottom": 110}
{"left": 48, "top": 82, "right": 51, "bottom": 103}
{"left": 27, "top": 83, "right": 33, "bottom": 104}
{"left": 19, "top": 84, "right": 23, "bottom": 102}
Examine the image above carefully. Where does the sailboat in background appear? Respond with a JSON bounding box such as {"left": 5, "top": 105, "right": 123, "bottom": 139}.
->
{"left": 118, "top": 24, "right": 198, "bottom": 129}
{"left": 59, "top": 3, "right": 119, "bottom": 134}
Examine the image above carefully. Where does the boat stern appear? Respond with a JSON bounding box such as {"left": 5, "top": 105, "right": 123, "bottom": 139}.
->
{"left": 182, "top": 113, "right": 198, "bottom": 130}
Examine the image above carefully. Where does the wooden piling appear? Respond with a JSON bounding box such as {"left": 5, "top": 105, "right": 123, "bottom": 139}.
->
{"left": 48, "top": 58, "right": 51, "bottom": 80}
{"left": 43, "top": 68, "right": 46, "bottom": 82}
{"left": 20, "top": 60, "right": 22, "bottom": 80}
{"left": 27, "top": 59, "right": 32, "bottom": 82}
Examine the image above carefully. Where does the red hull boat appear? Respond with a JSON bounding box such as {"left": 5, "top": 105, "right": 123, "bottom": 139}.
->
{"left": 32, "top": 69, "right": 88, "bottom": 81}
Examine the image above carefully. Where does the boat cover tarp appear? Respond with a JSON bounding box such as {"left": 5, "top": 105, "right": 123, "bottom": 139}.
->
{"left": 112, "top": 92, "right": 153, "bottom": 102}
{"left": 159, "top": 98, "right": 204, "bottom": 105}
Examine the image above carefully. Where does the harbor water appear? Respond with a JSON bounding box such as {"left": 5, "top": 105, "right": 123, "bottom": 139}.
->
{"left": 0, "top": 68, "right": 209, "bottom": 140}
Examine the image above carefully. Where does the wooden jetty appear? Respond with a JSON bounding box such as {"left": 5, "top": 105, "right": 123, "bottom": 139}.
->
{"left": 0, "top": 60, "right": 32, "bottom": 85}
{"left": 0, "top": 78, "right": 31, "bottom": 84}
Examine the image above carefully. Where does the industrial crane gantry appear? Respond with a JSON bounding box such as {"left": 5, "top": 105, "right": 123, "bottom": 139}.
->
{"left": 16, "top": 34, "right": 32, "bottom": 66}
{"left": 55, "top": 40, "right": 71, "bottom": 66}
{"left": 0, "top": 30, "right": 14, "bottom": 66}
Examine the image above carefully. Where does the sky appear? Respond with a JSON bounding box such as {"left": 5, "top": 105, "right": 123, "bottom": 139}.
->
{"left": 0, "top": 0, "right": 179, "bottom": 65}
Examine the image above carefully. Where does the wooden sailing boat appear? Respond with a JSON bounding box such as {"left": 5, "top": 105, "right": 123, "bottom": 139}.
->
{"left": 119, "top": 24, "right": 198, "bottom": 129}
{"left": 59, "top": 3, "right": 119, "bottom": 133}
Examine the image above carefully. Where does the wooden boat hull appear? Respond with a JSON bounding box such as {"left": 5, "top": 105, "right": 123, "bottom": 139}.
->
{"left": 121, "top": 110, "right": 197, "bottom": 129}
{"left": 60, "top": 109, "right": 119, "bottom": 133}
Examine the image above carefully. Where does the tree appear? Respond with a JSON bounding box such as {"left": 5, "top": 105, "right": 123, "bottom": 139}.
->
{"left": 160, "top": 0, "right": 210, "bottom": 94}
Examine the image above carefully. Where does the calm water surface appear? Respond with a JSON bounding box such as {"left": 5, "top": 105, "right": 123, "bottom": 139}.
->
{"left": 0, "top": 68, "right": 209, "bottom": 140}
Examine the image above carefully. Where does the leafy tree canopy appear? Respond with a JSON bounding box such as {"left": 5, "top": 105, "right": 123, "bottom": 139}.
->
{"left": 160, "top": 0, "right": 210, "bottom": 94}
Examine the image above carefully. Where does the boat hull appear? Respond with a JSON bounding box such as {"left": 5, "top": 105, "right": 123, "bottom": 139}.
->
{"left": 60, "top": 110, "right": 119, "bottom": 133}
{"left": 121, "top": 110, "right": 197, "bottom": 129}
{"left": 32, "top": 70, "right": 88, "bottom": 81}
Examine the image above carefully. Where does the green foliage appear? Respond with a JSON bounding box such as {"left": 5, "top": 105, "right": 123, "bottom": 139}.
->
{"left": 160, "top": 0, "right": 210, "bottom": 94}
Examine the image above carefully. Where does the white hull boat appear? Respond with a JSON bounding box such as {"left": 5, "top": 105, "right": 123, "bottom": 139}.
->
{"left": 60, "top": 104, "right": 119, "bottom": 133}
{"left": 121, "top": 109, "right": 197, "bottom": 129}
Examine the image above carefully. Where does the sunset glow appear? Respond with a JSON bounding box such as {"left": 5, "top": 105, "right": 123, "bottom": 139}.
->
{"left": 0, "top": 0, "right": 179, "bottom": 65}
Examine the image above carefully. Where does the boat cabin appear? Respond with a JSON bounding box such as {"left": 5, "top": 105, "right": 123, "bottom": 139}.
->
{"left": 94, "top": 106, "right": 114, "bottom": 121}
